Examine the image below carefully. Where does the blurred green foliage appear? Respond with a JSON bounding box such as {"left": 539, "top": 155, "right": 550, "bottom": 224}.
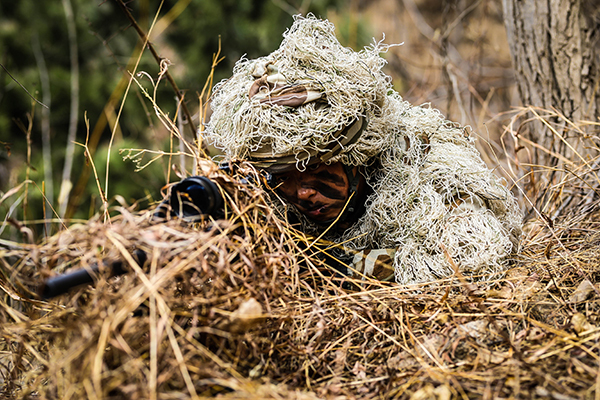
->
{"left": 0, "top": 0, "right": 348, "bottom": 240}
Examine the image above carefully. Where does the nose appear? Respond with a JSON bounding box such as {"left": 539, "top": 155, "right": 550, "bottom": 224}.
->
{"left": 296, "top": 186, "right": 317, "bottom": 201}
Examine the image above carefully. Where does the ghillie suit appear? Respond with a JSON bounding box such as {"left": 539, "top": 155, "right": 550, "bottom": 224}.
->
{"left": 205, "top": 15, "right": 522, "bottom": 285}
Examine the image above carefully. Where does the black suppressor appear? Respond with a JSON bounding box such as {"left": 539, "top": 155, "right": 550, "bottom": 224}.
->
{"left": 40, "top": 249, "right": 148, "bottom": 299}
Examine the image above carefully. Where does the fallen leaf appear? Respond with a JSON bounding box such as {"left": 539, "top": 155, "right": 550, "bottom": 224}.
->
{"left": 216, "top": 298, "right": 265, "bottom": 333}
{"left": 569, "top": 279, "right": 595, "bottom": 303}
{"left": 572, "top": 313, "right": 594, "bottom": 334}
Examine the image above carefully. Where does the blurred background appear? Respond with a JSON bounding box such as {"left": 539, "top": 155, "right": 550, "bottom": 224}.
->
{"left": 0, "top": 0, "right": 558, "bottom": 240}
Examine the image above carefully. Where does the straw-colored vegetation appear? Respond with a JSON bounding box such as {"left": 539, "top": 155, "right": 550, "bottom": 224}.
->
{"left": 2, "top": 1, "right": 600, "bottom": 399}
{"left": 2, "top": 108, "right": 600, "bottom": 399}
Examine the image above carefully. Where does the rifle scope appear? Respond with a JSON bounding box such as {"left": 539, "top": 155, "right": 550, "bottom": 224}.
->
{"left": 168, "top": 176, "right": 224, "bottom": 220}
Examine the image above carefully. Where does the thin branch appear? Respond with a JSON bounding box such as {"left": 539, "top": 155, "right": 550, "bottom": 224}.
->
{"left": 176, "top": 98, "right": 186, "bottom": 174}
{"left": 0, "top": 64, "right": 49, "bottom": 109}
{"left": 114, "top": 0, "right": 197, "bottom": 135}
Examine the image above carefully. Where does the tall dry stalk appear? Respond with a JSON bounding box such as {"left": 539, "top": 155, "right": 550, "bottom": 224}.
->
{"left": 57, "top": 0, "right": 80, "bottom": 220}
{"left": 31, "top": 32, "right": 53, "bottom": 236}
{"left": 114, "top": 0, "right": 197, "bottom": 136}
{"left": 103, "top": 2, "right": 165, "bottom": 221}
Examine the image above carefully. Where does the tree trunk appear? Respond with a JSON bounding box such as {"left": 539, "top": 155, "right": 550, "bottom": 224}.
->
{"left": 502, "top": 0, "right": 600, "bottom": 166}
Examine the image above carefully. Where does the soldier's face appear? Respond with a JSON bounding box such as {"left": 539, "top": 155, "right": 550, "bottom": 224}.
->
{"left": 272, "top": 162, "right": 350, "bottom": 222}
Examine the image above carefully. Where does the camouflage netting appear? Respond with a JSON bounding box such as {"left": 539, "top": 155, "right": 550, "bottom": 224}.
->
{"left": 1, "top": 111, "right": 600, "bottom": 399}
{"left": 206, "top": 15, "right": 522, "bottom": 285}
{"left": 2, "top": 144, "right": 600, "bottom": 399}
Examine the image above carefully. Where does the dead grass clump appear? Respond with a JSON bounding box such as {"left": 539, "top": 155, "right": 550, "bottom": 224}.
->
{"left": 2, "top": 108, "right": 600, "bottom": 399}
{"left": 0, "top": 163, "right": 320, "bottom": 399}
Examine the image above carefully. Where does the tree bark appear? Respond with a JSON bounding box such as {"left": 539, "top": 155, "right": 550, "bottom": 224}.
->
{"left": 502, "top": 0, "right": 600, "bottom": 165}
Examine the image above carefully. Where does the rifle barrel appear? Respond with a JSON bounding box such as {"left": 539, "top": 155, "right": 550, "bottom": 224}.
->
{"left": 40, "top": 250, "right": 147, "bottom": 299}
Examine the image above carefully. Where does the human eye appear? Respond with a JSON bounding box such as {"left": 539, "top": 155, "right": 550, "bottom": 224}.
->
{"left": 271, "top": 174, "right": 288, "bottom": 186}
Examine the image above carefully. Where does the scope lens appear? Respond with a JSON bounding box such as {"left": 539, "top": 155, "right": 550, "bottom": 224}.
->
{"left": 170, "top": 176, "right": 222, "bottom": 219}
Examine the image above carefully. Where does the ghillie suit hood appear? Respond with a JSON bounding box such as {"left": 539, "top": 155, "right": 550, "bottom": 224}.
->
{"left": 205, "top": 15, "right": 522, "bottom": 284}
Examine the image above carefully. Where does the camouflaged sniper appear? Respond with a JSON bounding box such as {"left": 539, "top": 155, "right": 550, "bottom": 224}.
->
{"left": 205, "top": 15, "right": 522, "bottom": 285}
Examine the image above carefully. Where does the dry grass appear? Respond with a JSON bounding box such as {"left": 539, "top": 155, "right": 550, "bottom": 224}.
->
{"left": 2, "top": 109, "right": 600, "bottom": 400}
{"left": 4, "top": 3, "right": 599, "bottom": 398}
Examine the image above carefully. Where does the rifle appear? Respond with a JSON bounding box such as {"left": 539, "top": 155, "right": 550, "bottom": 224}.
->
{"left": 40, "top": 176, "right": 225, "bottom": 299}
